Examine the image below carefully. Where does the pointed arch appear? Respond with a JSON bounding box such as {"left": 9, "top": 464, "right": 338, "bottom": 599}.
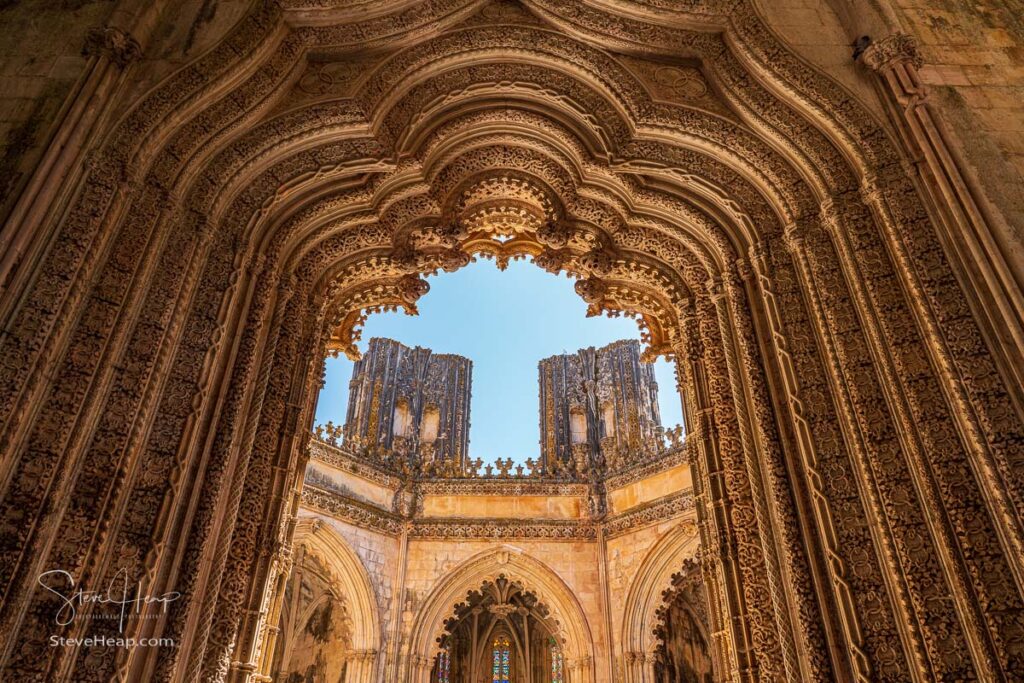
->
{"left": 621, "top": 520, "right": 701, "bottom": 658}
{"left": 290, "top": 519, "right": 381, "bottom": 654}
{"left": 406, "top": 545, "right": 596, "bottom": 683}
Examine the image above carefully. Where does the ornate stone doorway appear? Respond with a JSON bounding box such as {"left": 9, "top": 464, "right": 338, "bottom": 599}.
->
{"left": 430, "top": 576, "right": 564, "bottom": 683}
{"left": 0, "top": 0, "right": 1021, "bottom": 681}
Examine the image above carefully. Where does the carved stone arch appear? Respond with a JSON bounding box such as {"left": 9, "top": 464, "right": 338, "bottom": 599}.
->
{"left": 289, "top": 520, "right": 381, "bottom": 652}
{"left": 1, "top": 2, "right": 1022, "bottom": 683}
{"left": 406, "top": 545, "right": 596, "bottom": 683}
{"left": 620, "top": 521, "right": 702, "bottom": 660}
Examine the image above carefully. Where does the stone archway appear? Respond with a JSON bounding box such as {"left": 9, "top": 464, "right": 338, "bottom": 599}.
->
{"left": 259, "top": 520, "right": 382, "bottom": 683}
{"left": 406, "top": 546, "right": 596, "bottom": 683}
{"left": 0, "top": 1, "right": 1020, "bottom": 682}
{"left": 620, "top": 521, "right": 705, "bottom": 682}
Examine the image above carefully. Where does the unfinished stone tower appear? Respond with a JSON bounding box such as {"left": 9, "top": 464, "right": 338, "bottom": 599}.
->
{"left": 538, "top": 339, "right": 662, "bottom": 470}
{"left": 343, "top": 337, "right": 472, "bottom": 465}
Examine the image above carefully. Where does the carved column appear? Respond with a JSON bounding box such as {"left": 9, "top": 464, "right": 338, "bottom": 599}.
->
{"left": 708, "top": 271, "right": 801, "bottom": 682}
{"left": 819, "top": 189, "right": 1015, "bottom": 678}
{"left": 251, "top": 533, "right": 296, "bottom": 679}
{"left": 726, "top": 256, "right": 837, "bottom": 681}
{"left": 643, "top": 651, "right": 656, "bottom": 682}
{"left": 674, "top": 298, "right": 752, "bottom": 683}
{"left": 861, "top": 34, "right": 1024, "bottom": 627}
{"left": 859, "top": 33, "right": 1024, "bottom": 396}
{"left": 622, "top": 651, "right": 641, "bottom": 683}
{"left": 747, "top": 237, "right": 865, "bottom": 681}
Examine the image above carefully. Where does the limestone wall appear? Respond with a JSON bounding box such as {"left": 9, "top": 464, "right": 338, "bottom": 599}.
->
{"left": 0, "top": 0, "right": 114, "bottom": 220}
{"left": 890, "top": 0, "right": 1024, "bottom": 264}
{"left": 757, "top": 0, "right": 1024, "bottom": 268}
{"left": 291, "top": 451, "right": 699, "bottom": 681}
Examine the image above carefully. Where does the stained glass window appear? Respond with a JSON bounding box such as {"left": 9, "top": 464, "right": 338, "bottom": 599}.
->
{"left": 550, "top": 637, "right": 564, "bottom": 683}
{"left": 436, "top": 649, "right": 449, "bottom": 683}
{"left": 492, "top": 635, "right": 511, "bottom": 683}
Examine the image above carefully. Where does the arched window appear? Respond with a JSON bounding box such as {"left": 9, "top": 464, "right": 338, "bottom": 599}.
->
{"left": 393, "top": 398, "right": 412, "bottom": 437}
{"left": 601, "top": 402, "right": 616, "bottom": 437}
{"left": 435, "top": 648, "right": 450, "bottom": 683}
{"left": 492, "top": 634, "right": 511, "bottom": 683}
{"left": 420, "top": 404, "right": 440, "bottom": 443}
{"left": 550, "top": 637, "right": 564, "bottom": 683}
{"left": 569, "top": 407, "right": 587, "bottom": 444}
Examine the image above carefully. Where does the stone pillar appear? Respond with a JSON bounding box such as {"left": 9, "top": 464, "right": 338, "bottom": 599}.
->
{"left": 346, "top": 649, "right": 378, "bottom": 683}
{"left": 252, "top": 546, "right": 295, "bottom": 680}
{"left": 409, "top": 654, "right": 431, "bottom": 683}
{"left": 643, "top": 651, "right": 657, "bottom": 682}
{"left": 675, "top": 297, "right": 756, "bottom": 683}
{"left": 622, "top": 651, "right": 643, "bottom": 683}
{"left": 858, "top": 32, "right": 1024, "bottom": 389}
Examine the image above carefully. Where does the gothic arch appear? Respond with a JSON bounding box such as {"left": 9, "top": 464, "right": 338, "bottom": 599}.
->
{"left": 0, "top": 1, "right": 1021, "bottom": 682}
{"left": 406, "top": 545, "right": 596, "bottom": 683}
{"left": 289, "top": 520, "right": 381, "bottom": 655}
{"left": 620, "top": 521, "right": 702, "bottom": 662}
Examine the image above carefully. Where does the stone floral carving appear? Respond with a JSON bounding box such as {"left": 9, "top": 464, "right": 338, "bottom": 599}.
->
{"left": 0, "top": 0, "right": 1019, "bottom": 681}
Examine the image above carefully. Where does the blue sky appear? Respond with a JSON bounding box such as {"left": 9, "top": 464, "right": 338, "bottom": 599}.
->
{"left": 313, "top": 257, "right": 684, "bottom": 464}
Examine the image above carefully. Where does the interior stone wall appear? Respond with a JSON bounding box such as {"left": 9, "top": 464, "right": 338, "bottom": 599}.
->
{"left": 305, "top": 514, "right": 401, "bottom": 652}
{"left": 890, "top": 0, "right": 1024, "bottom": 266}
{"left": 294, "top": 457, "right": 699, "bottom": 681}
{"left": 0, "top": 0, "right": 115, "bottom": 221}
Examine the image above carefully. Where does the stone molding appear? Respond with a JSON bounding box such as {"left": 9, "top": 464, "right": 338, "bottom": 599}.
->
{"left": 605, "top": 492, "right": 696, "bottom": 539}
{"left": 416, "top": 479, "right": 590, "bottom": 496}
{"left": 301, "top": 482, "right": 694, "bottom": 540}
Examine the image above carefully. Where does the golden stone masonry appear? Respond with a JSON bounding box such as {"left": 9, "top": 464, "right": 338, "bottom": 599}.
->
{"left": 0, "top": 0, "right": 1022, "bottom": 681}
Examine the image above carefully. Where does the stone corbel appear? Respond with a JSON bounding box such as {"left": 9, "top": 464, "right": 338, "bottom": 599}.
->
{"left": 83, "top": 26, "right": 142, "bottom": 68}
{"left": 859, "top": 33, "right": 922, "bottom": 75}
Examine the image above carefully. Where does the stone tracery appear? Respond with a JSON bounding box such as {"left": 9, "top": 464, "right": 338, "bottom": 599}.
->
{"left": 0, "top": 0, "right": 1020, "bottom": 681}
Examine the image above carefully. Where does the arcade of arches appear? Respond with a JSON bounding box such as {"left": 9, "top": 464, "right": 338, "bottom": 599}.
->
{"left": 0, "top": 0, "right": 1023, "bottom": 681}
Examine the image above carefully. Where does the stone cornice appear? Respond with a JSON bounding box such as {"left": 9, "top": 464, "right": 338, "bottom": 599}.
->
{"left": 409, "top": 518, "right": 597, "bottom": 540}
{"left": 308, "top": 436, "right": 687, "bottom": 492}
{"left": 301, "top": 482, "right": 695, "bottom": 540}
{"left": 417, "top": 479, "right": 590, "bottom": 496}
{"left": 604, "top": 445, "right": 688, "bottom": 490}
{"left": 605, "top": 491, "right": 696, "bottom": 539}
{"left": 301, "top": 485, "right": 404, "bottom": 536}
{"left": 308, "top": 439, "right": 403, "bottom": 488}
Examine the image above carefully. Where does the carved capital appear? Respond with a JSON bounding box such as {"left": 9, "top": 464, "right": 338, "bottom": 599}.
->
{"left": 574, "top": 277, "right": 607, "bottom": 304}
{"left": 859, "top": 33, "right": 922, "bottom": 72}
{"left": 83, "top": 26, "right": 142, "bottom": 68}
